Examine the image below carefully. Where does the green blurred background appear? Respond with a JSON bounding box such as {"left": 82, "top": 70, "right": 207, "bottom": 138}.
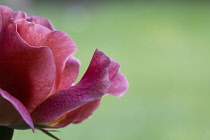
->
{"left": 2, "top": 0, "right": 210, "bottom": 140}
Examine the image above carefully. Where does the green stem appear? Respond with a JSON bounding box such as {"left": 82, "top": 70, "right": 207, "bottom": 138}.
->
{"left": 39, "top": 129, "right": 60, "bottom": 140}
{"left": 0, "top": 126, "right": 14, "bottom": 140}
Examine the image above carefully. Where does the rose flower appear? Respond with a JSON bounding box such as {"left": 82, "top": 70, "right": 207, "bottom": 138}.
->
{"left": 0, "top": 5, "right": 128, "bottom": 139}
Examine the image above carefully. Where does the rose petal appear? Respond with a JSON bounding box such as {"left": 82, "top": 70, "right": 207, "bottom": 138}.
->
{"left": 0, "top": 89, "right": 34, "bottom": 130}
{"left": 16, "top": 19, "right": 77, "bottom": 94}
{"left": 56, "top": 58, "right": 129, "bottom": 127}
{"left": 0, "top": 5, "right": 13, "bottom": 32}
{"left": 27, "top": 16, "right": 55, "bottom": 30}
{"left": 54, "top": 56, "right": 129, "bottom": 127}
{"left": 107, "top": 60, "right": 129, "bottom": 97}
{"left": 32, "top": 50, "right": 111, "bottom": 123}
{"left": 53, "top": 99, "right": 101, "bottom": 128}
{"left": 0, "top": 17, "right": 56, "bottom": 112}
{"left": 11, "top": 11, "right": 27, "bottom": 20}
{"left": 10, "top": 10, "right": 54, "bottom": 31}
{"left": 58, "top": 56, "right": 80, "bottom": 91}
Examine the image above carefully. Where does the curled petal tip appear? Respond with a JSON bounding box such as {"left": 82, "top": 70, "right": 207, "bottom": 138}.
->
{"left": 0, "top": 89, "right": 34, "bottom": 130}
{"left": 105, "top": 57, "right": 129, "bottom": 97}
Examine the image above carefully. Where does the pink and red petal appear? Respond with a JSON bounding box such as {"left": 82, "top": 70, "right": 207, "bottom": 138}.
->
{"left": 11, "top": 11, "right": 27, "bottom": 20}
{"left": 26, "top": 16, "right": 55, "bottom": 31}
{"left": 16, "top": 19, "right": 77, "bottom": 93}
{"left": 31, "top": 50, "right": 111, "bottom": 123}
{"left": 33, "top": 50, "right": 129, "bottom": 127}
{"left": 0, "top": 89, "right": 34, "bottom": 130}
{"left": 54, "top": 99, "right": 101, "bottom": 128}
{"left": 55, "top": 60, "right": 129, "bottom": 127}
{"left": 58, "top": 56, "right": 80, "bottom": 91}
{"left": 51, "top": 56, "right": 129, "bottom": 128}
{"left": 0, "top": 17, "right": 56, "bottom": 112}
{"left": 107, "top": 60, "right": 129, "bottom": 97}
{"left": 0, "top": 5, "right": 13, "bottom": 32}
{"left": 11, "top": 10, "right": 54, "bottom": 31}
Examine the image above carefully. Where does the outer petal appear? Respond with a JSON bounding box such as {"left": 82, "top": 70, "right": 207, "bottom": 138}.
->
{"left": 0, "top": 89, "right": 34, "bottom": 130}
{"left": 11, "top": 11, "right": 27, "bottom": 20}
{"left": 58, "top": 56, "right": 80, "bottom": 91}
{"left": 0, "top": 16, "right": 56, "bottom": 112}
{"left": 107, "top": 60, "right": 129, "bottom": 97}
{"left": 53, "top": 99, "right": 101, "bottom": 128}
{"left": 32, "top": 50, "right": 111, "bottom": 123}
{"left": 16, "top": 19, "right": 77, "bottom": 93}
{"left": 27, "top": 16, "right": 55, "bottom": 30}
{"left": 42, "top": 51, "right": 129, "bottom": 127}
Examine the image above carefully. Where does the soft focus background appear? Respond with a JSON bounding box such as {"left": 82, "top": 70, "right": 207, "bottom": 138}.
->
{"left": 1, "top": 0, "right": 210, "bottom": 140}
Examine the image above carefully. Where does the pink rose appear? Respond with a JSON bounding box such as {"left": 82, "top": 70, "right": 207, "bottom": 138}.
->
{"left": 0, "top": 5, "right": 128, "bottom": 136}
